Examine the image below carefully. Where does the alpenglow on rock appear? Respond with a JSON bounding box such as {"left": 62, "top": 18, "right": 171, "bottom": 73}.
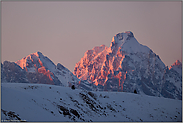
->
{"left": 73, "top": 31, "right": 182, "bottom": 100}
{"left": 2, "top": 52, "right": 79, "bottom": 87}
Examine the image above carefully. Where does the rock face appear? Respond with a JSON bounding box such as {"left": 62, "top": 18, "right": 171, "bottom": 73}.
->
{"left": 1, "top": 52, "right": 79, "bottom": 87}
{"left": 169, "top": 60, "right": 182, "bottom": 76}
{"left": 73, "top": 31, "right": 182, "bottom": 100}
{"left": 1, "top": 61, "right": 29, "bottom": 84}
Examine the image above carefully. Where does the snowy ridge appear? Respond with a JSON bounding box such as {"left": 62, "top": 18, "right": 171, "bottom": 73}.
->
{"left": 73, "top": 31, "right": 182, "bottom": 100}
{"left": 2, "top": 52, "right": 79, "bottom": 87}
{"left": 1, "top": 83, "right": 182, "bottom": 122}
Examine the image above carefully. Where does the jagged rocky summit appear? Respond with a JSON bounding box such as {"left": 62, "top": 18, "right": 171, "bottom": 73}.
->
{"left": 169, "top": 60, "right": 182, "bottom": 76}
{"left": 73, "top": 31, "right": 182, "bottom": 100}
{"left": 1, "top": 52, "right": 79, "bottom": 87}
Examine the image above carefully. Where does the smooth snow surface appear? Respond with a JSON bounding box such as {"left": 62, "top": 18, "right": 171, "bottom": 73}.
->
{"left": 1, "top": 83, "right": 182, "bottom": 122}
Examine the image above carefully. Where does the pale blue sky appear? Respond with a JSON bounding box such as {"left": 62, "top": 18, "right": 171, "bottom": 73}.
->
{"left": 1, "top": 1, "right": 182, "bottom": 71}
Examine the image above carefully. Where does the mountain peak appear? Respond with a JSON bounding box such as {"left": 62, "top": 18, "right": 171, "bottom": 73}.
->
{"left": 4, "top": 51, "right": 79, "bottom": 87}
{"left": 170, "top": 60, "right": 182, "bottom": 69}
{"left": 36, "top": 51, "right": 43, "bottom": 57}
{"left": 110, "top": 31, "right": 150, "bottom": 54}
{"left": 111, "top": 31, "right": 134, "bottom": 44}
{"left": 169, "top": 60, "right": 182, "bottom": 75}
{"left": 15, "top": 51, "right": 44, "bottom": 70}
{"left": 74, "top": 31, "right": 181, "bottom": 100}
{"left": 174, "top": 60, "right": 182, "bottom": 66}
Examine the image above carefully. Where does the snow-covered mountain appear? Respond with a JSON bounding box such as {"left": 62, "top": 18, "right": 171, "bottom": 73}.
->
{"left": 1, "top": 83, "right": 182, "bottom": 122}
{"left": 1, "top": 31, "right": 182, "bottom": 122}
{"left": 73, "top": 31, "right": 182, "bottom": 100}
{"left": 1, "top": 52, "right": 79, "bottom": 87}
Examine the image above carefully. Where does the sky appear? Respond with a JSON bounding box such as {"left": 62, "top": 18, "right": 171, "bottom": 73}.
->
{"left": 1, "top": 1, "right": 182, "bottom": 71}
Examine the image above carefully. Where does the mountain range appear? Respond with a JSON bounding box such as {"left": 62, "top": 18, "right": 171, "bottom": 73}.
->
{"left": 1, "top": 31, "right": 182, "bottom": 122}
{"left": 1, "top": 31, "right": 182, "bottom": 100}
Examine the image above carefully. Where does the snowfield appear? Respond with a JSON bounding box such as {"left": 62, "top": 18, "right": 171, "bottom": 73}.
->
{"left": 1, "top": 83, "right": 182, "bottom": 122}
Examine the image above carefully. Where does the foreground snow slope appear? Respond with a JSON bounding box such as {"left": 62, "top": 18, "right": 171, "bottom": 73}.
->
{"left": 1, "top": 83, "right": 182, "bottom": 122}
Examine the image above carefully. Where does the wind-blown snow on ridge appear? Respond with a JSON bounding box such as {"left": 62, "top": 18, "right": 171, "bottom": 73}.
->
{"left": 73, "top": 31, "right": 182, "bottom": 100}
{"left": 1, "top": 83, "right": 182, "bottom": 122}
